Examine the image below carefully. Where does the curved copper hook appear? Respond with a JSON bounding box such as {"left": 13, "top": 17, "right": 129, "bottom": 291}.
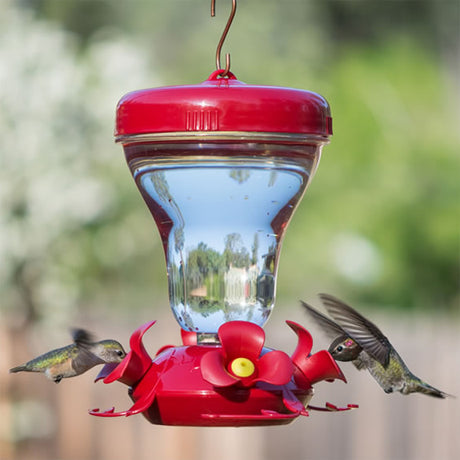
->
{"left": 211, "top": 0, "right": 237, "bottom": 77}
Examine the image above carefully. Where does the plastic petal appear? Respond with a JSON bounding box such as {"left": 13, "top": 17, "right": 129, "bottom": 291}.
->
{"left": 124, "top": 380, "right": 159, "bottom": 417}
{"left": 298, "top": 350, "right": 346, "bottom": 385}
{"left": 286, "top": 320, "right": 313, "bottom": 369}
{"left": 218, "top": 321, "right": 265, "bottom": 362}
{"left": 307, "top": 402, "right": 359, "bottom": 412}
{"left": 102, "top": 320, "right": 155, "bottom": 386}
{"left": 282, "top": 387, "right": 309, "bottom": 416}
{"left": 89, "top": 407, "right": 121, "bottom": 417}
{"left": 155, "top": 344, "right": 175, "bottom": 356}
{"left": 89, "top": 382, "right": 158, "bottom": 419}
{"left": 129, "top": 320, "right": 156, "bottom": 367}
{"left": 201, "top": 349, "right": 239, "bottom": 387}
{"left": 255, "top": 350, "right": 294, "bottom": 386}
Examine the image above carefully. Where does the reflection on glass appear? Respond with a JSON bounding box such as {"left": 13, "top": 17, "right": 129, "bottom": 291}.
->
{"left": 128, "top": 144, "right": 321, "bottom": 334}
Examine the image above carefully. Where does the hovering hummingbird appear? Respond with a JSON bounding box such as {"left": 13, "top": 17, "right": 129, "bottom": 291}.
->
{"left": 301, "top": 294, "right": 450, "bottom": 398}
{"left": 9, "top": 329, "right": 126, "bottom": 383}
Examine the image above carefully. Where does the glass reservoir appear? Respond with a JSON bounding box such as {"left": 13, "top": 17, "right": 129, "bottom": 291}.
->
{"left": 124, "top": 141, "right": 323, "bottom": 334}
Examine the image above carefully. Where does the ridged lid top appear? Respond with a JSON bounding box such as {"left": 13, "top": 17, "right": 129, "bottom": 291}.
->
{"left": 115, "top": 70, "right": 332, "bottom": 140}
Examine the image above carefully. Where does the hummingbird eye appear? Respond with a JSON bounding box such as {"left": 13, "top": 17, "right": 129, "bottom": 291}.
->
{"left": 116, "top": 350, "right": 124, "bottom": 357}
{"left": 336, "top": 345, "right": 343, "bottom": 352}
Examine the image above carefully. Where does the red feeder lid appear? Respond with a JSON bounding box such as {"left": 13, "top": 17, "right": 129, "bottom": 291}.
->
{"left": 115, "top": 70, "right": 332, "bottom": 142}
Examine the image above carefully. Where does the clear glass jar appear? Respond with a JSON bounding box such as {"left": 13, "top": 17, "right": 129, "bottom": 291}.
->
{"left": 122, "top": 136, "right": 326, "bottom": 334}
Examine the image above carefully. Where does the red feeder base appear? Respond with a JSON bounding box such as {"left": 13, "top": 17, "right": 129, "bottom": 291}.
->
{"left": 90, "top": 320, "right": 357, "bottom": 426}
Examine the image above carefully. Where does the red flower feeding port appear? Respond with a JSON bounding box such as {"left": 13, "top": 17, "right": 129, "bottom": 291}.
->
{"left": 91, "top": 1, "right": 357, "bottom": 426}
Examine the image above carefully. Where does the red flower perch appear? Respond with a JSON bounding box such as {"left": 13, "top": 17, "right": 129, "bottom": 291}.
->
{"left": 91, "top": 320, "right": 356, "bottom": 426}
{"left": 201, "top": 321, "right": 293, "bottom": 388}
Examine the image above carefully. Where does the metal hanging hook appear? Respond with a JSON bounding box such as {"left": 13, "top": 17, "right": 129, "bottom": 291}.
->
{"left": 211, "top": 0, "right": 237, "bottom": 77}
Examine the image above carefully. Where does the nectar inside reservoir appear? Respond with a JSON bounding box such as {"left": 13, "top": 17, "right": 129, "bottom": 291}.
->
{"left": 126, "top": 143, "right": 321, "bottom": 334}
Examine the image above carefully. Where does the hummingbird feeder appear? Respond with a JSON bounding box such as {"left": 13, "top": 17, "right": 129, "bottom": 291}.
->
{"left": 91, "top": 0, "right": 357, "bottom": 426}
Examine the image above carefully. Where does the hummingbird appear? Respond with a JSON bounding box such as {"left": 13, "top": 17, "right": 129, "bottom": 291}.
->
{"left": 9, "top": 329, "right": 126, "bottom": 383}
{"left": 301, "top": 293, "right": 450, "bottom": 398}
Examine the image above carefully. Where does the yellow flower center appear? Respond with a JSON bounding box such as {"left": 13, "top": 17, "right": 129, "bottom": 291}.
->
{"left": 230, "top": 357, "right": 255, "bottom": 378}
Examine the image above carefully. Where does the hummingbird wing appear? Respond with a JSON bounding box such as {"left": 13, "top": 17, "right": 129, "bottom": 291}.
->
{"left": 71, "top": 328, "right": 96, "bottom": 348}
{"left": 71, "top": 329, "right": 107, "bottom": 373}
{"left": 70, "top": 346, "right": 104, "bottom": 373}
{"left": 300, "top": 300, "right": 347, "bottom": 340}
{"left": 319, "top": 294, "right": 391, "bottom": 368}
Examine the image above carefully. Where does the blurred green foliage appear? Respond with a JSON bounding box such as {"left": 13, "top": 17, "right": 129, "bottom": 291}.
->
{"left": 2, "top": 0, "right": 458, "bottom": 329}
{"left": 281, "top": 39, "right": 459, "bottom": 311}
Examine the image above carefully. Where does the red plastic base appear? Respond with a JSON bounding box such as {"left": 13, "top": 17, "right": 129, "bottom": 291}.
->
{"left": 134, "top": 346, "right": 314, "bottom": 426}
{"left": 90, "top": 320, "right": 357, "bottom": 426}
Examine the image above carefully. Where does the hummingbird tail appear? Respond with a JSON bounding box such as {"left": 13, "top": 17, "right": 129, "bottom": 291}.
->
{"left": 417, "top": 381, "right": 450, "bottom": 399}
{"left": 9, "top": 365, "right": 28, "bottom": 373}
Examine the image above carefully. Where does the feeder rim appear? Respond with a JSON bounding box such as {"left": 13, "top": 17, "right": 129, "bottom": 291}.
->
{"left": 115, "top": 131, "right": 331, "bottom": 146}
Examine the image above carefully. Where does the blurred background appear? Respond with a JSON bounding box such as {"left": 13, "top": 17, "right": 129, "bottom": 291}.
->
{"left": 0, "top": 0, "right": 458, "bottom": 459}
